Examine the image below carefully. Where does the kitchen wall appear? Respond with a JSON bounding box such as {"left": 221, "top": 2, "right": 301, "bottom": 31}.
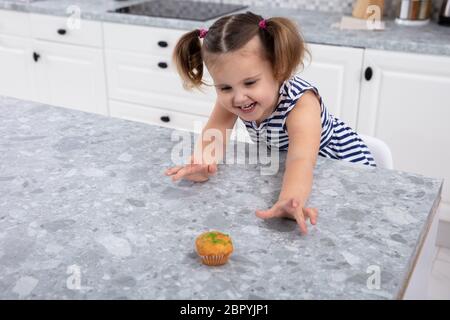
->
{"left": 197, "top": 0, "right": 444, "bottom": 20}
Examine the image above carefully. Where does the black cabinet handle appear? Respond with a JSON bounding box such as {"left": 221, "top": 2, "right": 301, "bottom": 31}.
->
{"left": 160, "top": 116, "right": 170, "bottom": 123}
{"left": 57, "top": 28, "right": 67, "bottom": 35}
{"left": 158, "top": 62, "right": 168, "bottom": 69}
{"left": 33, "top": 52, "right": 40, "bottom": 62}
{"left": 365, "top": 67, "right": 373, "bottom": 81}
{"left": 158, "top": 41, "right": 168, "bottom": 48}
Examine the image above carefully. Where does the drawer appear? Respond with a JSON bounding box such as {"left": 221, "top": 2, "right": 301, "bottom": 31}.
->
{"left": 105, "top": 49, "right": 216, "bottom": 116}
{"left": 29, "top": 13, "right": 102, "bottom": 47}
{"left": 103, "top": 22, "right": 186, "bottom": 55}
{"left": 109, "top": 99, "right": 209, "bottom": 133}
{"left": 109, "top": 100, "right": 252, "bottom": 145}
{"left": 0, "top": 10, "right": 30, "bottom": 37}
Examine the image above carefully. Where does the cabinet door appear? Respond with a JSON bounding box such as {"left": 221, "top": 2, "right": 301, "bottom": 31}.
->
{"left": 0, "top": 34, "right": 34, "bottom": 100}
{"left": 358, "top": 49, "right": 450, "bottom": 202}
{"left": 298, "top": 43, "right": 364, "bottom": 128}
{"left": 31, "top": 40, "right": 107, "bottom": 115}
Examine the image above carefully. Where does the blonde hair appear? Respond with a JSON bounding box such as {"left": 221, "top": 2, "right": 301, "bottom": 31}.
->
{"left": 173, "top": 11, "right": 309, "bottom": 90}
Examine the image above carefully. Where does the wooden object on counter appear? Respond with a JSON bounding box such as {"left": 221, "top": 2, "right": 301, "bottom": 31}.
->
{"left": 352, "top": 0, "right": 385, "bottom": 19}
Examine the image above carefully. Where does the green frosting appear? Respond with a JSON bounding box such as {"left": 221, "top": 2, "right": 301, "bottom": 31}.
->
{"left": 205, "top": 232, "right": 231, "bottom": 245}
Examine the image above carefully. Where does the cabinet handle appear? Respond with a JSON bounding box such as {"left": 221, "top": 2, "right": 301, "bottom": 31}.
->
{"left": 33, "top": 52, "right": 40, "bottom": 62}
{"left": 158, "top": 41, "right": 168, "bottom": 48}
{"left": 158, "top": 62, "right": 168, "bottom": 69}
{"left": 57, "top": 28, "right": 67, "bottom": 35}
{"left": 160, "top": 115, "right": 170, "bottom": 123}
{"left": 364, "top": 67, "right": 373, "bottom": 81}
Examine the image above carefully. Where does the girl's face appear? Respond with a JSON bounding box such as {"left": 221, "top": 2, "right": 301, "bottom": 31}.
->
{"left": 206, "top": 36, "right": 281, "bottom": 125}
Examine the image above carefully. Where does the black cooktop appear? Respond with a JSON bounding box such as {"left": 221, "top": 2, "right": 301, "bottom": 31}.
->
{"left": 110, "top": 0, "right": 248, "bottom": 22}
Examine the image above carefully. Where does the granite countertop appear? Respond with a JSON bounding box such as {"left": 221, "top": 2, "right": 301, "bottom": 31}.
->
{"left": 0, "top": 0, "right": 450, "bottom": 56}
{"left": 0, "top": 95, "right": 443, "bottom": 299}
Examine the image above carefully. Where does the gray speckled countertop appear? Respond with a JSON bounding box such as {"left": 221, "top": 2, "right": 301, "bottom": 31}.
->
{"left": 0, "top": 95, "right": 443, "bottom": 299}
{"left": 0, "top": 0, "right": 450, "bottom": 56}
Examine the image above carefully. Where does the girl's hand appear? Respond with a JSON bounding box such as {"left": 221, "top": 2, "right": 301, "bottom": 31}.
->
{"left": 255, "top": 198, "right": 318, "bottom": 235}
{"left": 164, "top": 157, "right": 217, "bottom": 183}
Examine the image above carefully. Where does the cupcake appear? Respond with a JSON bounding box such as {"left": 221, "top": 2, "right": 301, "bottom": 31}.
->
{"left": 195, "top": 231, "right": 233, "bottom": 266}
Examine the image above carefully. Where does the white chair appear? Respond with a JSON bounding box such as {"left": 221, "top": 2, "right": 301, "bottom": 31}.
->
{"left": 359, "top": 134, "right": 394, "bottom": 169}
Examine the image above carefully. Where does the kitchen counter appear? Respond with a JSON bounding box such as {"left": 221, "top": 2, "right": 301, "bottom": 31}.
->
{"left": 0, "top": 0, "right": 450, "bottom": 56}
{"left": 0, "top": 95, "right": 443, "bottom": 299}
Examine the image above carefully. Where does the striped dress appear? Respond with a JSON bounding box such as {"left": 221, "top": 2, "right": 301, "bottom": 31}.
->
{"left": 239, "top": 75, "right": 376, "bottom": 167}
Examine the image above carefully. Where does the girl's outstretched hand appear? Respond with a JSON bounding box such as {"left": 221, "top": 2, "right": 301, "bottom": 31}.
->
{"left": 164, "top": 157, "right": 217, "bottom": 183}
{"left": 255, "top": 198, "right": 318, "bottom": 235}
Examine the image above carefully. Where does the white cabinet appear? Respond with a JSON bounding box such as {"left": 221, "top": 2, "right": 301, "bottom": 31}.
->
{"left": 27, "top": 14, "right": 107, "bottom": 115}
{"left": 109, "top": 99, "right": 209, "bottom": 133}
{"left": 103, "top": 23, "right": 219, "bottom": 134}
{"left": 358, "top": 49, "right": 450, "bottom": 203}
{"left": 0, "top": 10, "right": 34, "bottom": 100}
{"left": 31, "top": 40, "right": 107, "bottom": 115}
{"left": 0, "top": 12, "right": 108, "bottom": 115}
{"left": 0, "top": 10, "right": 30, "bottom": 37}
{"left": 104, "top": 49, "right": 216, "bottom": 117}
{"left": 0, "top": 34, "right": 35, "bottom": 100}
{"left": 298, "top": 43, "right": 364, "bottom": 128}
{"left": 29, "top": 13, "right": 103, "bottom": 48}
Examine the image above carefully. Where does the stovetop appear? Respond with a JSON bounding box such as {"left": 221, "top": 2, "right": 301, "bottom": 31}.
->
{"left": 110, "top": 0, "right": 248, "bottom": 22}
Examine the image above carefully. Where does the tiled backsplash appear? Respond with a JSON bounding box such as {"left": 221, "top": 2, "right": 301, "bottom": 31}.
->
{"left": 197, "top": 0, "right": 444, "bottom": 20}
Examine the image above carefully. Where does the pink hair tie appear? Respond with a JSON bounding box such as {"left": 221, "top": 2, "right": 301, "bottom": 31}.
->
{"left": 258, "top": 19, "right": 267, "bottom": 30}
{"left": 198, "top": 28, "right": 208, "bottom": 39}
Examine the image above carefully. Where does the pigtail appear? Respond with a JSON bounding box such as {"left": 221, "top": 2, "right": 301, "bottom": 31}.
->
{"left": 264, "top": 17, "right": 309, "bottom": 81}
{"left": 173, "top": 29, "right": 205, "bottom": 90}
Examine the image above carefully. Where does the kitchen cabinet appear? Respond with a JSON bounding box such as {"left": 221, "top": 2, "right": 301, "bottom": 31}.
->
{"left": 299, "top": 43, "right": 364, "bottom": 129}
{"left": 29, "top": 13, "right": 103, "bottom": 48}
{"left": 0, "top": 34, "right": 35, "bottom": 101}
{"left": 0, "top": 12, "right": 108, "bottom": 115}
{"left": 31, "top": 40, "right": 107, "bottom": 115}
{"left": 28, "top": 13, "right": 107, "bottom": 115}
{"left": 109, "top": 99, "right": 209, "bottom": 132}
{"left": 0, "top": 10, "right": 34, "bottom": 100}
{"left": 0, "top": 9, "right": 30, "bottom": 37}
{"left": 358, "top": 49, "right": 450, "bottom": 204}
{"left": 103, "top": 23, "right": 219, "bottom": 134}
{"left": 104, "top": 49, "right": 216, "bottom": 118}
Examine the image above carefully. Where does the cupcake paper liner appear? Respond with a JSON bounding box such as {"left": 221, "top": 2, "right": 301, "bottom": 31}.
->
{"left": 200, "top": 254, "right": 230, "bottom": 266}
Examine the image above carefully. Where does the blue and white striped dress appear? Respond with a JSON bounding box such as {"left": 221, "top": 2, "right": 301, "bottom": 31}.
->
{"left": 239, "top": 75, "right": 376, "bottom": 167}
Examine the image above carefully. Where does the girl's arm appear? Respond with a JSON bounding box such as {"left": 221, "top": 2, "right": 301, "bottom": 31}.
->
{"left": 165, "top": 101, "right": 237, "bottom": 182}
{"left": 192, "top": 100, "right": 238, "bottom": 165}
{"left": 278, "top": 90, "right": 321, "bottom": 204}
{"left": 256, "top": 91, "right": 321, "bottom": 234}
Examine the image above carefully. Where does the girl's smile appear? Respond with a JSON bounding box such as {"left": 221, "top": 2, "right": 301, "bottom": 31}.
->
{"left": 237, "top": 102, "right": 257, "bottom": 113}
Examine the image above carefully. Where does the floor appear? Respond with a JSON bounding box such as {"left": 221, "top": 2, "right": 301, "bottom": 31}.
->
{"left": 427, "top": 246, "right": 450, "bottom": 299}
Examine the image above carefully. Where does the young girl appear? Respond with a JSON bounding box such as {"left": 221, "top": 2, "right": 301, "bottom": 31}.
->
{"left": 164, "top": 12, "right": 376, "bottom": 235}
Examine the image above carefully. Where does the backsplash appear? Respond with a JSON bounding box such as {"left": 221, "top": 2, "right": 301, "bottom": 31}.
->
{"left": 196, "top": 0, "right": 444, "bottom": 20}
